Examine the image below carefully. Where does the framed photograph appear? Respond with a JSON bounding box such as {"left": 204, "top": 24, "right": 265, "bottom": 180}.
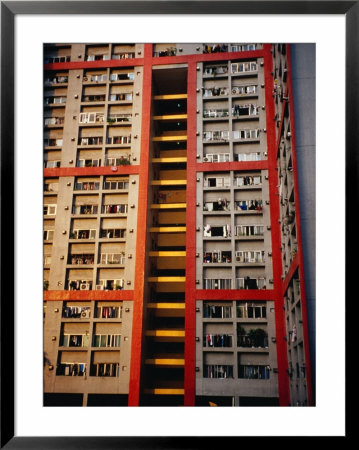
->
{"left": 1, "top": 1, "right": 352, "bottom": 447}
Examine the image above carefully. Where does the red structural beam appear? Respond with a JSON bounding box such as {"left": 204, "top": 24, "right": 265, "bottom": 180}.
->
{"left": 263, "top": 43, "right": 290, "bottom": 406}
{"left": 43, "top": 165, "right": 140, "bottom": 178}
{"left": 128, "top": 44, "right": 153, "bottom": 407}
{"left": 44, "top": 290, "right": 134, "bottom": 301}
{"left": 286, "top": 45, "right": 313, "bottom": 406}
{"left": 184, "top": 61, "right": 198, "bottom": 406}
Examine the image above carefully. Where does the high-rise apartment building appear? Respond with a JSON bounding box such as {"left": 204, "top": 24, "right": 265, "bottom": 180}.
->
{"left": 43, "top": 43, "right": 314, "bottom": 407}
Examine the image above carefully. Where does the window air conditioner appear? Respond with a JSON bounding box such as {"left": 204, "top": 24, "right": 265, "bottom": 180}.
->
{"left": 96, "top": 285, "right": 104, "bottom": 290}
{"left": 232, "top": 87, "right": 239, "bottom": 95}
{"left": 203, "top": 157, "right": 208, "bottom": 162}
{"left": 83, "top": 77, "right": 88, "bottom": 81}
{"left": 80, "top": 283, "right": 89, "bottom": 290}
{"left": 81, "top": 309, "right": 91, "bottom": 318}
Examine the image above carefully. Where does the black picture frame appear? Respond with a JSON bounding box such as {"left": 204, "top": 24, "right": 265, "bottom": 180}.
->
{"left": 1, "top": 1, "right": 353, "bottom": 447}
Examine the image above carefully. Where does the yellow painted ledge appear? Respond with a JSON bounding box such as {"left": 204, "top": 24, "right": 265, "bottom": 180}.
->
{"left": 153, "top": 114, "right": 187, "bottom": 120}
{"left": 152, "top": 157, "right": 187, "bottom": 163}
{"left": 147, "top": 303, "right": 185, "bottom": 309}
{"left": 145, "top": 330, "right": 185, "bottom": 337}
{"left": 151, "top": 179, "right": 187, "bottom": 186}
{"left": 147, "top": 276, "right": 186, "bottom": 282}
{"left": 149, "top": 251, "right": 186, "bottom": 257}
{"left": 152, "top": 136, "right": 187, "bottom": 142}
{"left": 145, "top": 358, "right": 185, "bottom": 366}
{"left": 144, "top": 388, "right": 185, "bottom": 395}
{"left": 150, "top": 227, "right": 186, "bottom": 233}
{"left": 149, "top": 226, "right": 186, "bottom": 232}
{"left": 150, "top": 203, "right": 186, "bottom": 209}
{"left": 153, "top": 94, "right": 188, "bottom": 100}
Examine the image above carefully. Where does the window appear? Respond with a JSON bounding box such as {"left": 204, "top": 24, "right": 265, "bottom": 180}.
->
{"left": 44, "top": 204, "right": 57, "bottom": 216}
{"left": 203, "top": 304, "right": 232, "bottom": 318}
{"left": 106, "top": 136, "right": 131, "bottom": 145}
{"left": 235, "top": 175, "right": 261, "bottom": 186}
{"left": 74, "top": 181, "right": 100, "bottom": 191}
{"left": 204, "top": 153, "right": 230, "bottom": 162}
{"left": 203, "top": 251, "right": 232, "bottom": 263}
{"left": 77, "top": 159, "right": 101, "bottom": 168}
{"left": 90, "top": 74, "right": 107, "bottom": 82}
{"left": 100, "top": 228, "right": 126, "bottom": 239}
{"left": 79, "top": 112, "right": 104, "bottom": 124}
{"left": 70, "top": 229, "right": 96, "bottom": 239}
{"left": 233, "top": 129, "right": 260, "bottom": 140}
{"left": 44, "top": 55, "right": 70, "bottom": 63}
{"left": 203, "top": 279, "right": 232, "bottom": 289}
{"left": 103, "top": 180, "right": 129, "bottom": 190}
{"left": 109, "top": 93, "right": 133, "bottom": 102}
{"left": 110, "top": 73, "right": 134, "bottom": 81}
{"left": 98, "top": 279, "right": 124, "bottom": 290}
{"left": 237, "top": 302, "right": 267, "bottom": 319}
{"left": 235, "top": 225, "right": 264, "bottom": 237}
{"left": 100, "top": 253, "right": 126, "bottom": 264}
{"left": 72, "top": 204, "right": 98, "bottom": 215}
{"left": 43, "top": 230, "right": 54, "bottom": 241}
{"left": 231, "top": 61, "right": 258, "bottom": 74}
{"left": 102, "top": 204, "right": 128, "bottom": 214}
{"left": 93, "top": 334, "right": 121, "bottom": 348}
{"left": 60, "top": 334, "right": 90, "bottom": 347}
{"left": 78, "top": 137, "right": 103, "bottom": 146}
{"left": 235, "top": 251, "right": 265, "bottom": 263}
{"left": 203, "top": 224, "right": 231, "bottom": 238}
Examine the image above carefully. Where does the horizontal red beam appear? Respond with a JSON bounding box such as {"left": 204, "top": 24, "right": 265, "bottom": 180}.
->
{"left": 195, "top": 289, "right": 275, "bottom": 301}
{"left": 43, "top": 165, "right": 140, "bottom": 178}
{"left": 196, "top": 161, "right": 267, "bottom": 173}
{"left": 44, "top": 290, "right": 134, "bottom": 301}
{"left": 282, "top": 253, "right": 300, "bottom": 295}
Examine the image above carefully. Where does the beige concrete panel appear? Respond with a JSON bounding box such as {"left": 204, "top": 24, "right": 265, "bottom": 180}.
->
{"left": 94, "top": 323, "right": 122, "bottom": 334}
{"left": 92, "top": 351, "right": 121, "bottom": 363}
{"left": 60, "top": 351, "right": 88, "bottom": 363}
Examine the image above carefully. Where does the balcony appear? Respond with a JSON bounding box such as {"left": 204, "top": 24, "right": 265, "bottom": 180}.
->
{"left": 203, "top": 279, "right": 232, "bottom": 289}
{"left": 107, "top": 113, "right": 132, "bottom": 125}
{"left": 68, "top": 254, "right": 95, "bottom": 265}
{"left": 72, "top": 205, "right": 98, "bottom": 215}
{"left": 231, "top": 85, "right": 258, "bottom": 97}
{"left": 237, "top": 328, "right": 268, "bottom": 348}
{"left": 79, "top": 112, "right": 105, "bottom": 125}
{"left": 56, "top": 363, "right": 86, "bottom": 376}
{"left": 237, "top": 303, "right": 267, "bottom": 319}
{"left": 106, "top": 136, "right": 131, "bottom": 145}
{"left": 238, "top": 365, "right": 270, "bottom": 379}
{"left": 44, "top": 138, "right": 63, "bottom": 148}
{"left": 203, "top": 251, "right": 232, "bottom": 264}
{"left": 235, "top": 225, "right": 264, "bottom": 238}
{"left": 99, "top": 229, "right": 126, "bottom": 239}
{"left": 60, "top": 334, "right": 89, "bottom": 347}
{"left": 110, "top": 73, "right": 135, "bottom": 82}
{"left": 44, "top": 96, "right": 67, "bottom": 106}
{"left": 232, "top": 104, "right": 259, "bottom": 118}
{"left": 44, "top": 161, "right": 61, "bottom": 169}
{"left": 95, "top": 306, "right": 122, "bottom": 319}
{"left": 203, "top": 304, "right": 232, "bottom": 318}
{"left": 203, "top": 131, "right": 229, "bottom": 142}
{"left": 109, "top": 93, "right": 133, "bottom": 102}
{"left": 203, "top": 364, "right": 233, "bottom": 379}
{"left": 44, "top": 56, "right": 70, "bottom": 63}
{"left": 203, "top": 225, "right": 231, "bottom": 238}
{"left": 44, "top": 117, "right": 65, "bottom": 127}
{"left": 90, "top": 363, "right": 120, "bottom": 377}
{"left": 203, "top": 87, "right": 228, "bottom": 98}
{"left": 203, "top": 200, "right": 230, "bottom": 212}
{"left": 236, "top": 277, "right": 266, "bottom": 289}
{"left": 234, "top": 152, "right": 262, "bottom": 162}
{"left": 235, "top": 251, "right": 265, "bottom": 264}
{"left": 76, "top": 159, "right": 101, "bottom": 168}
{"left": 203, "top": 334, "right": 233, "bottom": 348}
{"left": 233, "top": 129, "right": 260, "bottom": 141}
{"left": 203, "top": 44, "right": 228, "bottom": 53}
{"left": 74, "top": 182, "right": 100, "bottom": 191}
{"left": 97, "top": 279, "right": 124, "bottom": 290}
{"left": 70, "top": 229, "right": 96, "bottom": 240}
{"left": 62, "top": 306, "right": 91, "bottom": 318}
{"left": 231, "top": 62, "right": 258, "bottom": 75}
{"left": 44, "top": 76, "right": 68, "bottom": 85}
{"left": 203, "top": 65, "right": 228, "bottom": 77}
{"left": 101, "top": 204, "right": 128, "bottom": 214}
{"left": 203, "top": 109, "right": 229, "bottom": 119}
{"left": 86, "top": 54, "right": 110, "bottom": 61}
{"left": 93, "top": 334, "right": 121, "bottom": 348}
{"left": 77, "top": 137, "right": 103, "bottom": 146}
{"left": 100, "top": 253, "right": 126, "bottom": 265}
{"left": 111, "top": 52, "right": 135, "bottom": 60}
{"left": 67, "top": 280, "right": 93, "bottom": 291}
{"left": 234, "top": 200, "right": 263, "bottom": 213}
{"left": 104, "top": 156, "right": 131, "bottom": 166}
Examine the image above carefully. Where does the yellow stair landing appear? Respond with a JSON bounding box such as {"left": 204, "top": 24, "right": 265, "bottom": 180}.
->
{"left": 144, "top": 388, "right": 185, "bottom": 395}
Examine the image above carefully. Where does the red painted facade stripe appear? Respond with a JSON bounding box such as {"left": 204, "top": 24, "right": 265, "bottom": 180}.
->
{"left": 44, "top": 290, "right": 134, "bottom": 301}
{"left": 196, "top": 161, "right": 267, "bottom": 173}
{"left": 195, "top": 289, "right": 274, "bottom": 301}
{"left": 184, "top": 61, "right": 198, "bottom": 406}
{"left": 263, "top": 44, "right": 290, "bottom": 406}
{"left": 282, "top": 253, "right": 300, "bottom": 294}
{"left": 44, "top": 165, "right": 140, "bottom": 178}
{"left": 128, "top": 44, "right": 153, "bottom": 407}
{"left": 286, "top": 45, "right": 313, "bottom": 406}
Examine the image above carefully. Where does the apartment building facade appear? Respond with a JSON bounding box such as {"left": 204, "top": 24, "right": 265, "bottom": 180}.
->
{"left": 43, "top": 43, "right": 314, "bottom": 407}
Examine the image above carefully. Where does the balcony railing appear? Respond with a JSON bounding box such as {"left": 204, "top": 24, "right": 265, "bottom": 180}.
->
{"left": 204, "top": 334, "right": 233, "bottom": 347}
{"left": 104, "top": 156, "right": 131, "bottom": 166}
{"left": 233, "top": 129, "right": 260, "bottom": 140}
{"left": 90, "top": 363, "right": 120, "bottom": 377}
{"left": 69, "top": 229, "right": 96, "bottom": 240}
{"left": 44, "top": 96, "right": 66, "bottom": 105}
{"left": 100, "top": 229, "right": 126, "bottom": 239}
{"left": 72, "top": 205, "right": 98, "bottom": 215}
{"left": 111, "top": 52, "right": 135, "bottom": 60}
{"left": 109, "top": 93, "right": 133, "bottom": 102}
{"left": 100, "top": 253, "right": 126, "bottom": 265}
{"left": 102, "top": 204, "right": 128, "bottom": 214}
{"left": 68, "top": 254, "right": 95, "bottom": 265}
{"left": 203, "top": 224, "right": 231, "bottom": 238}
{"left": 44, "top": 76, "right": 68, "bottom": 85}
{"left": 235, "top": 225, "right": 264, "bottom": 237}
{"left": 62, "top": 306, "right": 91, "bottom": 318}
{"left": 203, "top": 279, "right": 232, "bottom": 289}
{"left": 106, "top": 136, "right": 131, "bottom": 145}
{"left": 203, "top": 251, "right": 232, "bottom": 264}
{"left": 203, "top": 87, "right": 228, "bottom": 98}
{"left": 56, "top": 364, "right": 87, "bottom": 376}
{"left": 103, "top": 180, "right": 129, "bottom": 190}
{"left": 235, "top": 277, "right": 266, "bottom": 289}
{"left": 110, "top": 73, "right": 134, "bottom": 81}
{"left": 204, "top": 364, "right": 233, "bottom": 379}
{"left": 203, "top": 304, "right": 232, "bottom": 318}
{"left": 44, "top": 161, "right": 61, "bottom": 168}
{"left": 231, "top": 62, "right": 258, "bottom": 75}
{"left": 76, "top": 159, "right": 101, "bottom": 168}
{"left": 203, "top": 65, "right": 228, "bottom": 76}
{"left": 81, "top": 95, "right": 106, "bottom": 103}
{"left": 234, "top": 152, "right": 262, "bottom": 162}
{"left": 237, "top": 304, "right": 267, "bottom": 319}
{"left": 67, "top": 280, "right": 93, "bottom": 290}
{"left": 60, "top": 334, "right": 89, "bottom": 347}
{"left": 95, "top": 306, "right": 122, "bottom": 319}
{"left": 78, "top": 137, "right": 103, "bottom": 146}
{"left": 107, "top": 113, "right": 132, "bottom": 124}
{"left": 231, "top": 85, "right": 258, "bottom": 96}
{"left": 93, "top": 334, "right": 121, "bottom": 348}
{"left": 203, "top": 109, "right": 229, "bottom": 118}
{"left": 44, "top": 117, "right": 65, "bottom": 126}
{"left": 232, "top": 104, "right": 259, "bottom": 117}
{"left": 203, "top": 200, "right": 230, "bottom": 212}
{"left": 235, "top": 251, "right": 265, "bottom": 263}
{"left": 44, "top": 138, "right": 63, "bottom": 147}
{"left": 74, "top": 182, "right": 100, "bottom": 191}
{"left": 203, "top": 153, "right": 230, "bottom": 162}
{"left": 238, "top": 365, "right": 270, "bottom": 379}
{"left": 234, "top": 200, "right": 263, "bottom": 211}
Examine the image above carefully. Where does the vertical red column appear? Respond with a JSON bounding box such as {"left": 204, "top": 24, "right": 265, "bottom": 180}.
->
{"left": 263, "top": 44, "right": 290, "bottom": 406}
{"left": 184, "top": 61, "right": 198, "bottom": 406}
{"left": 128, "top": 44, "right": 153, "bottom": 406}
{"left": 286, "top": 45, "right": 313, "bottom": 406}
